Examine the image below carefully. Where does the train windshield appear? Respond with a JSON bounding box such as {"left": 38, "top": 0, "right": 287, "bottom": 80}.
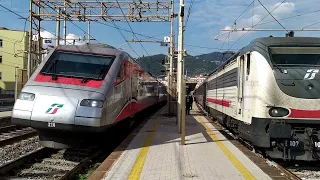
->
{"left": 269, "top": 47, "right": 320, "bottom": 66}
{"left": 41, "top": 51, "right": 115, "bottom": 80}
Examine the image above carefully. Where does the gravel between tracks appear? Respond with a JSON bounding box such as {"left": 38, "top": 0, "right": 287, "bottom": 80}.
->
{"left": 0, "top": 118, "right": 12, "bottom": 127}
{"left": 0, "top": 136, "right": 42, "bottom": 166}
{"left": 288, "top": 167, "right": 320, "bottom": 180}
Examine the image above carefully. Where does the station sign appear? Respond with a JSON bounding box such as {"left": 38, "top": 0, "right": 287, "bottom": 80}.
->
{"left": 164, "top": 36, "right": 170, "bottom": 43}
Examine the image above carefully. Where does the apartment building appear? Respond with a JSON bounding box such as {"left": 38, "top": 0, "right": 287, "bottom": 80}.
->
{"left": 0, "top": 27, "right": 28, "bottom": 94}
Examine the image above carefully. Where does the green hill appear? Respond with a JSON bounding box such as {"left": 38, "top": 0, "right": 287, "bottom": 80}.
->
{"left": 136, "top": 52, "right": 234, "bottom": 77}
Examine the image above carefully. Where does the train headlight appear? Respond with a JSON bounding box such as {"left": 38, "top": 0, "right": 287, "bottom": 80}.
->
{"left": 18, "top": 92, "right": 35, "bottom": 101}
{"left": 80, "top": 99, "right": 104, "bottom": 108}
{"left": 268, "top": 107, "right": 289, "bottom": 117}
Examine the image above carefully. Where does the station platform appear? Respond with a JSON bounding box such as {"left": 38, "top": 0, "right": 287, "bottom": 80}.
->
{"left": 90, "top": 105, "right": 283, "bottom": 180}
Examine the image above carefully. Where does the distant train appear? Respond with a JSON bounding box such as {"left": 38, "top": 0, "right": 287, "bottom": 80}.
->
{"left": 195, "top": 37, "right": 320, "bottom": 161}
{"left": 11, "top": 43, "right": 167, "bottom": 149}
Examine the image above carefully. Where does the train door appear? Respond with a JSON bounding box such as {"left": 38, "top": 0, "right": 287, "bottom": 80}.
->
{"left": 242, "top": 53, "right": 253, "bottom": 123}
{"left": 131, "top": 67, "right": 138, "bottom": 100}
{"left": 237, "top": 55, "right": 245, "bottom": 121}
{"left": 237, "top": 54, "right": 251, "bottom": 124}
{"left": 126, "top": 61, "right": 132, "bottom": 103}
{"left": 115, "top": 62, "right": 126, "bottom": 110}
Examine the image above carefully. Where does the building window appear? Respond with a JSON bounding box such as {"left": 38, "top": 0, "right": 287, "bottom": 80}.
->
{"left": 0, "top": 56, "right": 2, "bottom": 63}
{"left": 0, "top": 72, "right": 2, "bottom": 80}
{"left": 0, "top": 39, "right": 2, "bottom": 47}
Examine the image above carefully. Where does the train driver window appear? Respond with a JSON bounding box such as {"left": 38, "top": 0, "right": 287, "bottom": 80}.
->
{"left": 247, "top": 54, "right": 250, "bottom": 75}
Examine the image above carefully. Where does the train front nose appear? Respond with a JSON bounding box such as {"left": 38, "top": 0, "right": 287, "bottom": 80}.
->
{"left": 30, "top": 95, "right": 79, "bottom": 131}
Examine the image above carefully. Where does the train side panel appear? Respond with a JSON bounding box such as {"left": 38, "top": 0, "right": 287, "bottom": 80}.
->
{"left": 206, "top": 53, "right": 256, "bottom": 124}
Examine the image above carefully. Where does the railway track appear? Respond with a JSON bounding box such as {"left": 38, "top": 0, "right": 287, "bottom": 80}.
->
{"left": 0, "top": 117, "right": 12, "bottom": 128}
{"left": 0, "top": 126, "right": 38, "bottom": 147}
{"left": 0, "top": 146, "right": 103, "bottom": 179}
{"left": 0, "top": 104, "right": 164, "bottom": 179}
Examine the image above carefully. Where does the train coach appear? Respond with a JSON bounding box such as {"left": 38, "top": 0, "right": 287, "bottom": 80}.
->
{"left": 11, "top": 43, "right": 167, "bottom": 149}
{"left": 195, "top": 37, "right": 320, "bottom": 161}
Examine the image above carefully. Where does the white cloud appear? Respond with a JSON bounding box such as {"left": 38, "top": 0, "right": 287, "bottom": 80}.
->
{"left": 190, "top": 1, "right": 305, "bottom": 44}
{"left": 39, "top": 31, "right": 86, "bottom": 49}
{"left": 272, "top": 2, "right": 296, "bottom": 16}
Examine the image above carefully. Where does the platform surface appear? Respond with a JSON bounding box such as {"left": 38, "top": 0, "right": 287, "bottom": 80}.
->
{"left": 94, "top": 105, "right": 272, "bottom": 180}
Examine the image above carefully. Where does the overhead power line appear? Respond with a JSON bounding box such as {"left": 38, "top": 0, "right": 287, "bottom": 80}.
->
{"left": 227, "top": 0, "right": 286, "bottom": 51}
{"left": 0, "top": 4, "right": 27, "bottom": 20}
{"left": 113, "top": 0, "right": 160, "bottom": 73}
{"left": 219, "top": 32, "right": 231, "bottom": 52}
{"left": 235, "top": 0, "right": 255, "bottom": 22}
{"left": 114, "top": 0, "right": 151, "bottom": 56}
{"left": 41, "top": 1, "right": 100, "bottom": 44}
{"left": 256, "top": 0, "right": 288, "bottom": 33}
{"left": 255, "top": 9, "right": 320, "bottom": 27}
{"left": 303, "top": 21, "right": 320, "bottom": 29}
{"left": 185, "top": 0, "right": 195, "bottom": 30}
{"left": 0, "top": 3, "right": 63, "bottom": 44}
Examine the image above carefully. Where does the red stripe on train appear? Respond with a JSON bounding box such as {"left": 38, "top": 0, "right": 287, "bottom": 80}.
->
{"left": 114, "top": 100, "right": 157, "bottom": 123}
{"left": 34, "top": 74, "right": 104, "bottom": 88}
{"left": 288, "top": 108, "right": 320, "bottom": 119}
{"left": 206, "top": 98, "right": 230, "bottom": 107}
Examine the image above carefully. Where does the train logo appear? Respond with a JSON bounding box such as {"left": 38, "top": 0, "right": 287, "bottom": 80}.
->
{"left": 304, "top": 69, "right": 319, "bottom": 80}
{"left": 45, "top": 104, "right": 64, "bottom": 114}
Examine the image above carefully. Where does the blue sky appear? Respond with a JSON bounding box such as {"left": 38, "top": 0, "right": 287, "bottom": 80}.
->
{"left": 0, "top": 0, "right": 320, "bottom": 58}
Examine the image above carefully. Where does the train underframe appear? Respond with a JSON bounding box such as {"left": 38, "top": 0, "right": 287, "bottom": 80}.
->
{"left": 12, "top": 101, "right": 166, "bottom": 149}
{"left": 205, "top": 106, "right": 320, "bottom": 161}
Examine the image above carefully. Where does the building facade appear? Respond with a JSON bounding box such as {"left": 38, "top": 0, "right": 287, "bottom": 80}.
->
{"left": 0, "top": 27, "right": 28, "bottom": 94}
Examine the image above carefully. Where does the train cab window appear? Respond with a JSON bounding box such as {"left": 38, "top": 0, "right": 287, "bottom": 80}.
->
{"left": 246, "top": 54, "right": 250, "bottom": 75}
{"left": 40, "top": 51, "right": 115, "bottom": 80}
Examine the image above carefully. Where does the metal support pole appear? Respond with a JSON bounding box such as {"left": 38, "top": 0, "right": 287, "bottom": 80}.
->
{"left": 56, "top": 8, "right": 61, "bottom": 46}
{"left": 14, "top": 67, "right": 18, "bottom": 100}
{"left": 178, "top": 0, "right": 185, "bottom": 139}
{"left": 88, "top": 20, "right": 91, "bottom": 43}
{"left": 38, "top": 5, "right": 42, "bottom": 65}
{"left": 63, "top": 0, "right": 67, "bottom": 45}
{"left": 88, "top": 11, "right": 91, "bottom": 43}
{"left": 181, "top": 77, "right": 186, "bottom": 145}
{"left": 27, "top": 1, "right": 32, "bottom": 79}
{"left": 167, "top": 0, "right": 174, "bottom": 115}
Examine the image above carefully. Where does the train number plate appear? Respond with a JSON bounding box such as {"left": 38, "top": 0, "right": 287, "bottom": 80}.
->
{"left": 289, "top": 140, "right": 299, "bottom": 147}
{"left": 48, "top": 122, "right": 55, "bottom": 127}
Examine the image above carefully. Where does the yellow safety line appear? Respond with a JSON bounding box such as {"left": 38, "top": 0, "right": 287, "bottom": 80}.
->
{"left": 128, "top": 117, "right": 159, "bottom": 180}
{"left": 196, "top": 116, "right": 256, "bottom": 180}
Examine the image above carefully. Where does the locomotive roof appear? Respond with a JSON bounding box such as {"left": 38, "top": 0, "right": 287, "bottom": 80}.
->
{"left": 208, "top": 37, "right": 320, "bottom": 77}
{"left": 56, "top": 43, "right": 119, "bottom": 55}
